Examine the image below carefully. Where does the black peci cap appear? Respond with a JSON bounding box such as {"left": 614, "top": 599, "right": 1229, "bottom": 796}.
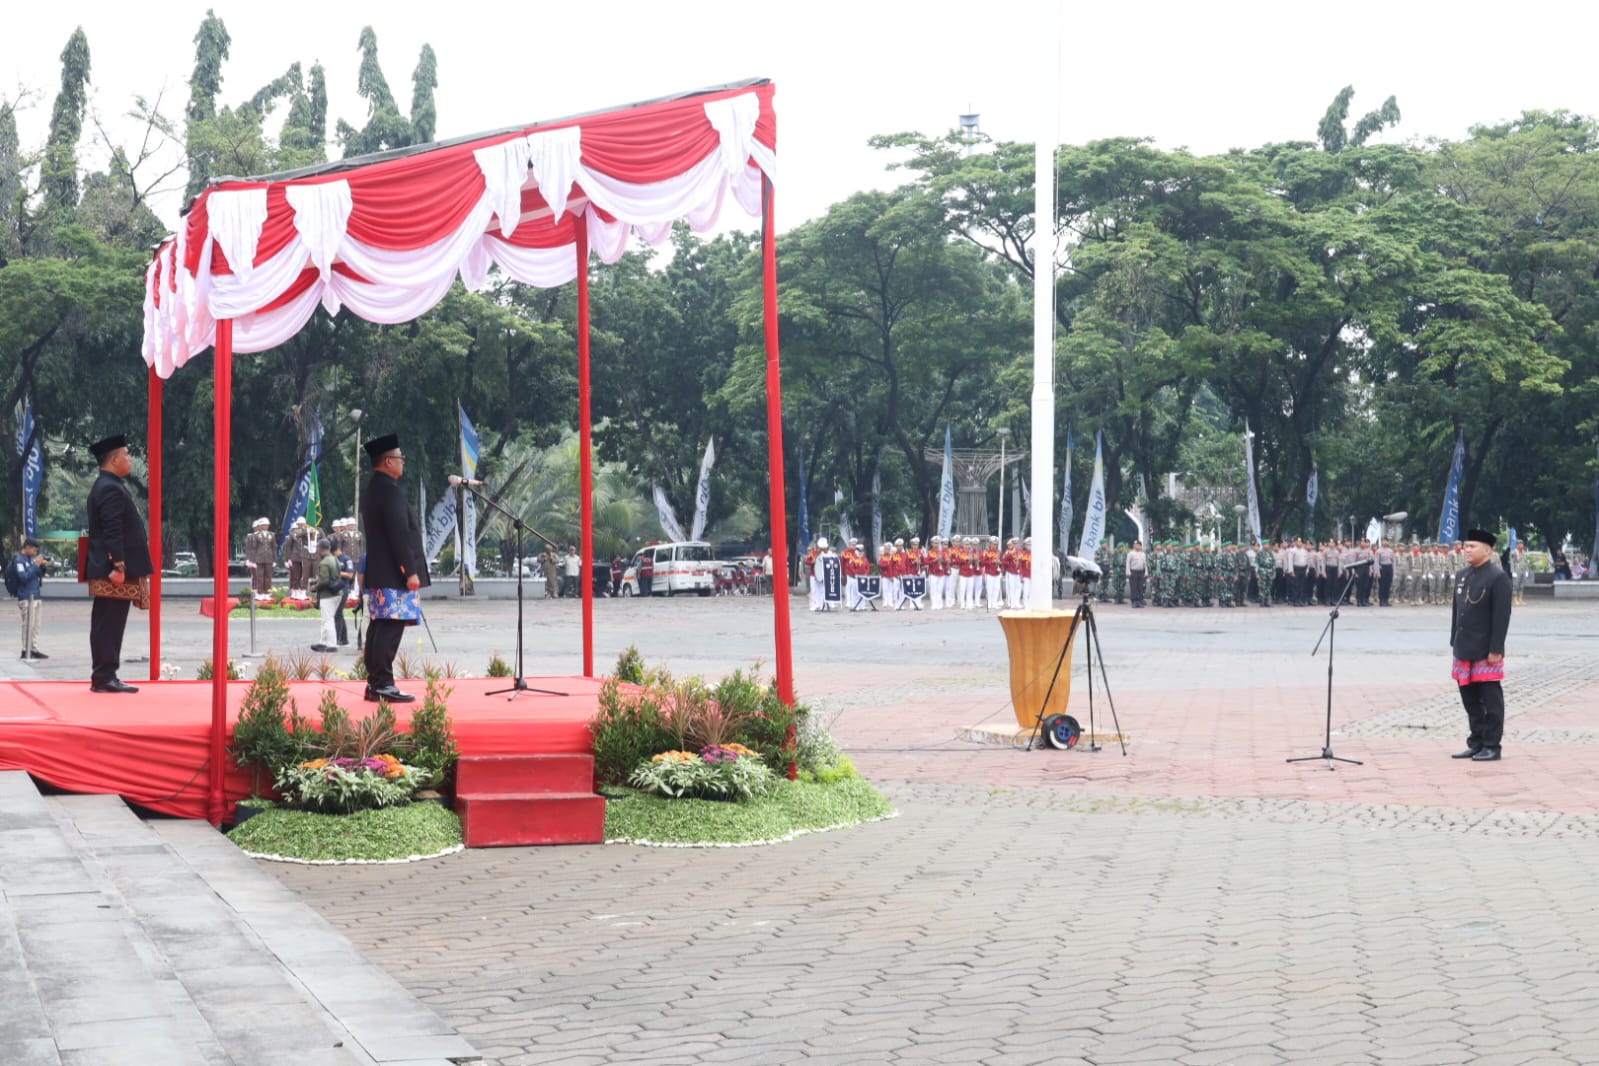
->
{"left": 89, "top": 434, "right": 128, "bottom": 460}
{"left": 1463, "top": 527, "right": 1497, "bottom": 548}
{"left": 363, "top": 433, "right": 400, "bottom": 461}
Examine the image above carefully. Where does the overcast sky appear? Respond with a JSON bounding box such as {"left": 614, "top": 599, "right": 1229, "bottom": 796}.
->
{"left": 6, "top": 0, "right": 1599, "bottom": 234}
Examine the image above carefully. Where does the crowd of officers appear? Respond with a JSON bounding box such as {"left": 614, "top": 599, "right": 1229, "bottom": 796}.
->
{"left": 1100, "top": 538, "right": 1534, "bottom": 609}
{"left": 802, "top": 534, "right": 1055, "bottom": 611}
{"left": 243, "top": 515, "right": 365, "bottom": 602}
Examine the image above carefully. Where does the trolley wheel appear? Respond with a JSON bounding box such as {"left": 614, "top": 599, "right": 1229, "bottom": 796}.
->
{"left": 1041, "top": 714, "right": 1081, "bottom": 750}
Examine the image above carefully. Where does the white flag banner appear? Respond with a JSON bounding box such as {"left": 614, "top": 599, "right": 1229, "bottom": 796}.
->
{"left": 1244, "top": 419, "right": 1263, "bottom": 544}
{"left": 690, "top": 437, "right": 716, "bottom": 541}
{"left": 1366, "top": 516, "right": 1383, "bottom": 545}
{"left": 871, "top": 468, "right": 883, "bottom": 551}
{"left": 937, "top": 423, "right": 955, "bottom": 542}
{"left": 424, "top": 489, "right": 458, "bottom": 564}
{"left": 1020, "top": 476, "right": 1031, "bottom": 536}
{"left": 1058, "top": 428, "right": 1074, "bottom": 552}
{"left": 835, "top": 486, "right": 853, "bottom": 545}
{"left": 654, "top": 482, "right": 687, "bottom": 542}
{"left": 1076, "top": 430, "right": 1107, "bottom": 559}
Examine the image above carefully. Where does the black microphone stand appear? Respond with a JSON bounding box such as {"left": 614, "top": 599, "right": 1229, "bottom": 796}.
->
{"left": 1288, "top": 562, "right": 1369, "bottom": 769}
{"left": 455, "top": 482, "right": 568, "bottom": 701}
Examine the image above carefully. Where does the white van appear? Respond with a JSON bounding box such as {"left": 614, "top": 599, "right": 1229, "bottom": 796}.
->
{"left": 620, "top": 541, "right": 717, "bottom": 597}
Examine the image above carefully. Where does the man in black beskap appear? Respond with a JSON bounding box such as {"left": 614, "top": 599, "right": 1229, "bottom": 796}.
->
{"left": 85, "top": 434, "right": 153, "bottom": 693}
{"left": 1450, "top": 527, "right": 1513, "bottom": 762}
{"left": 360, "top": 434, "right": 430, "bottom": 703}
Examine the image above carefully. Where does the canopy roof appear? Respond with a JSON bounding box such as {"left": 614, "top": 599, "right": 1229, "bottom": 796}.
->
{"left": 143, "top": 78, "right": 776, "bottom": 377}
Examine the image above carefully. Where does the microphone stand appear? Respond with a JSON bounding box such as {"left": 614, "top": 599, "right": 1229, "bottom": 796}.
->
{"left": 455, "top": 482, "right": 568, "bottom": 700}
{"left": 1288, "top": 562, "right": 1369, "bottom": 770}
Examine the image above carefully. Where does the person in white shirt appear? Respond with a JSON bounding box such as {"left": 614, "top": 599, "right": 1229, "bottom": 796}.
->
{"left": 1126, "top": 540, "right": 1148, "bottom": 607}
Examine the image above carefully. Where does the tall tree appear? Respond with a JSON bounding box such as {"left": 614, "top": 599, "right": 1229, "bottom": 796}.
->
{"left": 183, "top": 10, "right": 231, "bottom": 199}
{"left": 41, "top": 29, "right": 91, "bottom": 218}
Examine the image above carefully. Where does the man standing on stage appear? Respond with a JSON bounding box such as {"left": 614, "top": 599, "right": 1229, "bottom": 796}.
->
{"left": 361, "top": 434, "right": 430, "bottom": 703}
{"left": 85, "top": 434, "right": 152, "bottom": 694}
{"left": 1450, "top": 527, "right": 1513, "bottom": 762}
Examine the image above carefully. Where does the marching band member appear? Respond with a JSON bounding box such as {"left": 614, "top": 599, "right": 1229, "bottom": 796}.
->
{"left": 981, "top": 536, "right": 1002, "bottom": 610}
{"left": 957, "top": 536, "right": 979, "bottom": 609}
{"left": 1002, "top": 537, "right": 1022, "bottom": 608}
{"left": 1020, "top": 537, "right": 1033, "bottom": 605}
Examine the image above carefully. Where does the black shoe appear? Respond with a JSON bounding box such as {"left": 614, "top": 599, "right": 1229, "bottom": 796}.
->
{"left": 1451, "top": 748, "right": 1481, "bottom": 759}
{"left": 26, "top": 651, "right": 48, "bottom": 659}
{"left": 90, "top": 679, "right": 140, "bottom": 694}
{"left": 1471, "top": 748, "right": 1501, "bottom": 762}
{"left": 309, "top": 644, "right": 335, "bottom": 653}
{"left": 364, "top": 684, "right": 416, "bottom": 703}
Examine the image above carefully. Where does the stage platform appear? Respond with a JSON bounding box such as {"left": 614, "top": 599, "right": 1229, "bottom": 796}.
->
{"left": 0, "top": 676, "right": 602, "bottom": 821}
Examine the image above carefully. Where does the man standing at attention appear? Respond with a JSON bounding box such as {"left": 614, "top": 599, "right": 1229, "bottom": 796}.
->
{"left": 361, "top": 434, "right": 429, "bottom": 703}
{"left": 85, "top": 434, "right": 152, "bottom": 693}
{"left": 1450, "top": 527, "right": 1513, "bottom": 762}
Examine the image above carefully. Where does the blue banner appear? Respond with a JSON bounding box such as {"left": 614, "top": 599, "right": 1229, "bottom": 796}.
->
{"left": 459, "top": 405, "right": 480, "bottom": 577}
{"left": 797, "top": 452, "right": 810, "bottom": 556}
{"left": 1243, "top": 420, "right": 1262, "bottom": 544}
{"left": 1437, "top": 431, "right": 1465, "bottom": 545}
{"left": 1306, "top": 466, "right": 1317, "bottom": 540}
{"left": 280, "top": 409, "right": 324, "bottom": 549}
{"left": 937, "top": 423, "right": 955, "bottom": 542}
{"left": 871, "top": 467, "right": 882, "bottom": 554}
{"left": 1059, "top": 427, "right": 1074, "bottom": 553}
{"left": 15, "top": 400, "right": 42, "bottom": 540}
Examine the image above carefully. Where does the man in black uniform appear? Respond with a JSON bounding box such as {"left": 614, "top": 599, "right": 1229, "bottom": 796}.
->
{"left": 361, "top": 434, "right": 430, "bottom": 703}
{"left": 85, "top": 434, "right": 153, "bottom": 693}
{"left": 1449, "top": 527, "right": 1513, "bottom": 762}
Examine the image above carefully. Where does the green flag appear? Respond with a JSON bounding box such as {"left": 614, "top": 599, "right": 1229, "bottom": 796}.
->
{"left": 306, "top": 461, "right": 323, "bottom": 528}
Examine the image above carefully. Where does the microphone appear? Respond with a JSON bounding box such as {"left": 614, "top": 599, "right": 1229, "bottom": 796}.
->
{"left": 448, "top": 474, "right": 485, "bottom": 487}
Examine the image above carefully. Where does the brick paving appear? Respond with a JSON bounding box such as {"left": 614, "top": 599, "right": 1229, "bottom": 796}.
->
{"left": 15, "top": 591, "right": 1599, "bottom": 1063}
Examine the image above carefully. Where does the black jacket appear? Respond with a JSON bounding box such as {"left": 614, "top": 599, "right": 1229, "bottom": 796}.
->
{"left": 361, "top": 471, "right": 430, "bottom": 591}
{"left": 1450, "top": 561, "right": 1512, "bottom": 662}
{"left": 86, "top": 470, "right": 153, "bottom": 580}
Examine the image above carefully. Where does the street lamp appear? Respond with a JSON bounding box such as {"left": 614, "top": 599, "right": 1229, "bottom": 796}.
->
{"left": 350, "top": 408, "right": 365, "bottom": 532}
{"left": 1234, "top": 503, "right": 1246, "bottom": 544}
{"left": 996, "top": 427, "right": 1011, "bottom": 545}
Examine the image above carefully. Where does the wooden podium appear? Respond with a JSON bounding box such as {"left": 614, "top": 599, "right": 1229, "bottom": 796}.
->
{"left": 997, "top": 610, "right": 1078, "bottom": 730}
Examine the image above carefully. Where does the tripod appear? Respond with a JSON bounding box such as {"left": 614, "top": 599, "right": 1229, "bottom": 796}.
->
{"left": 1287, "top": 564, "right": 1368, "bottom": 769}
{"left": 1026, "top": 589, "right": 1128, "bottom": 755}
{"left": 457, "top": 482, "right": 568, "bottom": 701}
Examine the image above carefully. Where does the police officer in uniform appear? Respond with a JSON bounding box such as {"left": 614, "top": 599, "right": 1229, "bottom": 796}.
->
{"left": 246, "top": 517, "right": 276, "bottom": 600}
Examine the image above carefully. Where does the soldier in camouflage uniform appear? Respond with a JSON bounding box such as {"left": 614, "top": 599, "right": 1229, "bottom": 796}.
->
{"left": 1215, "top": 545, "right": 1235, "bottom": 607}
{"left": 1111, "top": 543, "right": 1128, "bottom": 604}
{"left": 1094, "top": 543, "right": 1112, "bottom": 603}
{"left": 1255, "top": 541, "right": 1276, "bottom": 607}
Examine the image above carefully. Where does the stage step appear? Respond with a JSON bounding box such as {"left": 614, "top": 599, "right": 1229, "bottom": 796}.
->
{"left": 454, "top": 754, "right": 606, "bottom": 847}
{"left": 0, "top": 771, "right": 479, "bottom": 1065}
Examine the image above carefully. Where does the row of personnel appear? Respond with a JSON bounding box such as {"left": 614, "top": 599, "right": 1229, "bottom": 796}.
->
{"left": 243, "top": 516, "right": 363, "bottom": 602}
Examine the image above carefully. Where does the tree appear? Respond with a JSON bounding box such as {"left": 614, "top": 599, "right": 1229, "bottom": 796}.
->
{"left": 40, "top": 29, "right": 91, "bottom": 220}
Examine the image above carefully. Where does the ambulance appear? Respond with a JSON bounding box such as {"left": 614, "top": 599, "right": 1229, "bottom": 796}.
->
{"left": 619, "top": 541, "right": 718, "bottom": 596}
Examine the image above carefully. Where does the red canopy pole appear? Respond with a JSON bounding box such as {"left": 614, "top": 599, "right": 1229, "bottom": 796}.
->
{"left": 576, "top": 219, "right": 595, "bottom": 677}
{"left": 146, "top": 366, "right": 163, "bottom": 681}
{"left": 761, "top": 176, "right": 794, "bottom": 706}
{"left": 207, "top": 320, "right": 235, "bottom": 826}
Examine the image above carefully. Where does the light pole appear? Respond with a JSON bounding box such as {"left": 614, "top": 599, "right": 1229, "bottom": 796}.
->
{"left": 1234, "top": 503, "right": 1246, "bottom": 544}
{"left": 996, "top": 427, "right": 1011, "bottom": 545}
{"left": 350, "top": 408, "right": 365, "bottom": 531}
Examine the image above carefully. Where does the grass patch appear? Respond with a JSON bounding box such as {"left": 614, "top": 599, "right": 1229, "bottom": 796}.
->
{"left": 603, "top": 776, "right": 895, "bottom": 846}
{"left": 227, "top": 802, "right": 463, "bottom": 863}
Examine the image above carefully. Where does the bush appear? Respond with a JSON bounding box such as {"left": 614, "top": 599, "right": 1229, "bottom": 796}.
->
{"left": 407, "top": 671, "right": 460, "bottom": 788}
{"left": 228, "top": 655, "right": 305, "bottom": 796}
{"left": 275, "top": 755, "right": 425, "bottom": 814}
{"left": 590, "top": 677, "right": 674, "bottom": 786}
{"left": 627, "top": 745, "right": 775, "bottom": 801}
{"left": 486, "top": 653, "right": 512, "bottom": 678}
{"left": 613, "top": 645, "right": 646, "bottom": 685}
{"left": 198, "top": 657, "right": 242, "bottom": 680}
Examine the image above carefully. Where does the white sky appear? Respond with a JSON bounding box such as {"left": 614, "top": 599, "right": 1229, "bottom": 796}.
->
{"left": 5, "top": 0, "right": 1599, "bottom": 234}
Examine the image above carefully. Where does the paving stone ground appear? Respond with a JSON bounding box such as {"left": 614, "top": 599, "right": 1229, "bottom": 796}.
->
{"left": 14, "top": 590, "right": 1599, "bottom": 1064}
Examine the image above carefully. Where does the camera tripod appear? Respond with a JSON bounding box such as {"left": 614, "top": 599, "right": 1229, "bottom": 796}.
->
{"left": 1026, "top": 591, "right": 1128, "bottom": 755}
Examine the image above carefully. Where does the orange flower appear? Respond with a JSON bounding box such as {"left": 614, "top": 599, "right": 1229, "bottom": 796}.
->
{"left": 651, "top": 750, "right": 697, "bottom": 763}
{"left": 301, "top": 758, "right": 328, "bottom": 770}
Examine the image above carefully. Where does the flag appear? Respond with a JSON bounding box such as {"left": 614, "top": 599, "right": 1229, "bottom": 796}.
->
{"left": 1437, "top": 430, "right": 1465, "bottom": 544}
{"left": 459, "top": 405, "right": 480, "bottom": 577}
{"left": 937, "top": 423, "right": 955, "bottom": 542}
{"left": 1306, "top": 465, "right": 1318, "bottom": 541}
{"left": 305, "top": 462, "right": 323, "bottom": 528}
{"left": 690, "top": 437, "right": 716, "bottom": 541}
{"left": 1592, "top": 441, "right": 1599, "bottom": 567}
{"left": 1243, "top": 420, "right": 1262, "bottom": 544}
{"left": 871, "top": 467, "right": 883, "bottom": 551}
{"left": 834, "top": 486, "right": 853, "bottom": 546}
{"left": 1076, "top": 430, "right": 1107, "bottom": 558}
{"left": 279, "top": 410, "right": 325, "bottom": 548}
{"left": 1508, "top": 527, "right": 1518, "bottom": 553}
{"left": 1020, "top": 475, "right": 1031, "bottom": 536}
{"left": 1058, "top": 428, "right": 1074, "bottom": 553}
{"left": 1365, "top": 517, "right": 1383, "bottom": 545}
{"left": 797, "top": 452, "right": 810, "bottom": 552}
{"left": 653, "top": 483, "right": 686, "bottom": 542}
{"left": 14, "top": 399, "right": 42, "bottom": 540}
{"left": 424, "top": 485, "right": 457, "bottom": 563}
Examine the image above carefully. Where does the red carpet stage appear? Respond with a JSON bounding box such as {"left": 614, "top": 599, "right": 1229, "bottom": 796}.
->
{"left": 0, "top": 677, "right": 602, "bottom": 821}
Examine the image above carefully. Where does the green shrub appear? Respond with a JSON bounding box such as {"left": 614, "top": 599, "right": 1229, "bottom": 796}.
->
{"left": 275, "top": 756, "right": 424, "bottom": 814}
{"left": 197, "top": 657, "right": 242, "bottom": 680}
{"left": 627, "top": 747, "right": 775, "bottom": 801}
{"left": 590, "top": 676, "right": 674, "bottom": 786}
{"left": 486, "top": 653, "right": 512, "bottom": 677}
{"left": 613, "top": 645, "right": 646, "bottom": 684}
{"left": 408, "top": 671, "right": 461, "bottom": 788}
{"left": 228, "top": 655, "right": 303, "bottom": 796}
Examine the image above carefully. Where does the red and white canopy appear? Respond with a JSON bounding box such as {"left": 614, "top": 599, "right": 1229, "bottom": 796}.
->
{"left": 143, "top": 79, "right": 776, "bottom": 375}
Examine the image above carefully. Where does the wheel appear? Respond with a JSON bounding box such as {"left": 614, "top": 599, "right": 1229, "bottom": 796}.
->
{"left": 1041, "top": 714, "right": 1081, "bottom": 750}
{"left": 698, "top": 587, "right": 712, "bottom": 597}
{"left": 621, "top": 585, "right": 633, "bottom": 597}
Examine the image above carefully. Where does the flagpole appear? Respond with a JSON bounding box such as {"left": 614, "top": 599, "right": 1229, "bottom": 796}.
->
{"left": 1027, "top": 0, "right": 1059, "bottom": 610}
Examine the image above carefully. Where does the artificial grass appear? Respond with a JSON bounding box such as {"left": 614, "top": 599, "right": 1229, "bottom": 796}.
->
{"left": 603, "top": 776, "right": 895, "bottom": 846}
{"left": 227, "top": 801, "right": 463, "bottom": 863}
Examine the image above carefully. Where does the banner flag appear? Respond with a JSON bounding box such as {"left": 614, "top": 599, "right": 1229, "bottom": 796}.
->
{"left": 1059, "top": 428, "right": 1074, "bottom": 553}
{"left": 937, "top": 423, "right": 955, "bottom": 542}
{"left": 871, "top": 467, "right": 883, "bottom": 552}
{"left": 653, "top": 483, "right": 686, "bottom": 542}
{"left": 1306, "top": 465, "right": 1318, "bottom": 541}
{"left": 1244, "top": 420, "right": 1263, "bottom": 544}
{"left": 458, "top": 405, "right": 480, "bottom": 577}
{"left": 797, "top": 452, "right": 810, "bottom": 553}
{"left": 1437, "top": 431, "right": 1466, "bottom": 545}
{"left": 279, "top": 410, "right": 325, "bottom": 549}
{"left": 690, "top": 437, "right": 716, "bottom": 542}
{"left": 1365, "top": 516, "right": 1383, "bottom": 545}
{"left": 424, "top": 486, "right": 457, "bottom": 563}
{"left": 1592, "top": 441, "right": 1599, "bottom": 567}
{"left": 1508, "top": 527, "right": 1518, "bottom": 553}
{"left": 306, "top": 462, "right": 323, "bottom": 529}
{"left": 834, "top": 486, "right": 853, "bottom": 546}
{"left": 1020, "top": 475, "right": 1031, "bottom": 536}
{"left": 14, "top": 400, "right": 42, "bottom": 540}
{"left": 1076, "top": 430, "right": 1107, "bottom": 558}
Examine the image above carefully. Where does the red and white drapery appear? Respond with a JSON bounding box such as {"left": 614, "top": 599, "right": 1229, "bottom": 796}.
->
{"left": 139, "top": 80, "right": 794, "bottom": 825}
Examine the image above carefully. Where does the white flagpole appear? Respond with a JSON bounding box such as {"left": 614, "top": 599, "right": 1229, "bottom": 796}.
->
{"left": 1027, "top": 0, "right": 1060, "bottom": 610}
